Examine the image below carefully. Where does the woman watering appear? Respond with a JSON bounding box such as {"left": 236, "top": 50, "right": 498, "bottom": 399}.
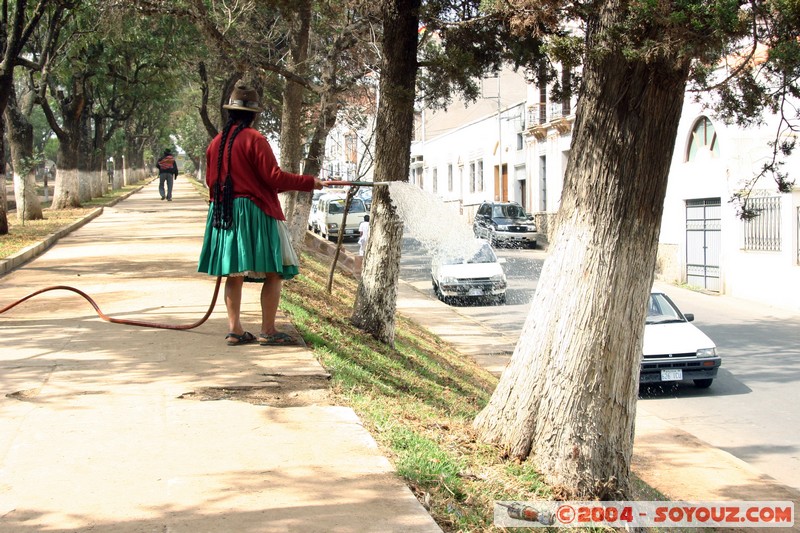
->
{"left": 198, "top": 82, "right": 323, "bottom": 346}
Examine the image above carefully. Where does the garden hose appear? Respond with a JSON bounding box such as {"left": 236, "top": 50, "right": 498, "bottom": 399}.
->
{"left": 323, "top": 180, "right": 390, "bottom": 187}
{"left": 0, "top": 276, "right": 222, "bottom": 330}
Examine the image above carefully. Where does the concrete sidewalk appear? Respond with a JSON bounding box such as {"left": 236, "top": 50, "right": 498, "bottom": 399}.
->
{"left": 0, "top": 179, "right": 441, "bottom": 532}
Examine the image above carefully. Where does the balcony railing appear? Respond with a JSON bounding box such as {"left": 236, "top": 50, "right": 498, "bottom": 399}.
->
{"left": 526, "top": 101, "right": 575, "bottom": 138}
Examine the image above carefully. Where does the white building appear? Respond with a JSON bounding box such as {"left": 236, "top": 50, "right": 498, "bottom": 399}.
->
{"left": 658, "top": 100, "right": 800, "bottom": 311}
{"left": 410, "top": 68, "right": 533, "bottom": 222}
{"left": 409, "top": 67, "right": 800, "bottom": 312}
{"left": 321, "top": 79, "right": 379, "bottom": 183}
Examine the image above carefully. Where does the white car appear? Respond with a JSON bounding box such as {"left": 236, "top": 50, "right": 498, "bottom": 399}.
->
{"left": 430, "top": 239, "right": 507, "bottom": 304}
{"left": 310, "top": 193, "right": 368, "bottom": 241}
{"left": 307, "top": 190, "right": 325, "bottom": 230}
{"left": 641, "top": 291, "right": 721, "bottom": 388}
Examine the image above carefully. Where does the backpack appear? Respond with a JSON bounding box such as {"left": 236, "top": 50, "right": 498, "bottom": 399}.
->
{"left": 157, "top": 155, "right": 175, "bottom": 171}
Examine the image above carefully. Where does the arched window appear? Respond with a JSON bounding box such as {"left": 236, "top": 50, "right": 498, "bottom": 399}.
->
{"left": 686, "top": 116, "right": 720, "bottom": 162}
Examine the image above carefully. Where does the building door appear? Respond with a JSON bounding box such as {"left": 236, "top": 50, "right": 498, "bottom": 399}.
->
{"left": 685, "top": 198, "right": 721, "bottom": 291}
{"left": 500, "top": 164, "right": 508, "bottom": 201}
{"left": 494, "top": 164, "right": 508, "bottom": 201}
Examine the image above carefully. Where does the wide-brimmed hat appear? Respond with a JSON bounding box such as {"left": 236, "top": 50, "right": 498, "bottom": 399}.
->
{"left": 223, "top": 83, "right": 263, "bottom": 112}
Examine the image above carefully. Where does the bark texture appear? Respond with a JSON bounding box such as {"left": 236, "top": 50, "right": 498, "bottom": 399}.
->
{"left": 48, "top": 76, "right": 86, "bottom": 209}
{"left": 4, "top": 83, "right": 43, "bottom": 220}
{"left": 278, "top": 0, "right": 315, "bottom": 255}
{"left": 473, "top": 6, "right": 691, "bottom": 499}
{"left": 350, "top": 0, "right": 420, "bottom": 344}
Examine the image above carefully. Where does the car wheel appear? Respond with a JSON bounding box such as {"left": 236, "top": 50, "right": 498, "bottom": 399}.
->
{"left": 693, "top": 379, "right": 713, "bottom": 389}
{"left": 496, "top": 293, "right": 506, "bottom": 305}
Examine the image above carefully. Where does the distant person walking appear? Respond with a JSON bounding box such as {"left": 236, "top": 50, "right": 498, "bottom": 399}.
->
{"left": 358, "top": 214, "right": 370, "bottom": 256}
{"left": 156, "top": 149, "right": 178, "bottom": 201}
{"left": 197, "top": 82, "right": 323, "bottom": 347}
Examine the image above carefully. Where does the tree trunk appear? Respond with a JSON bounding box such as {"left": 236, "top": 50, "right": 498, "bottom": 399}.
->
{"left": 4, "top": 84, "right": 44, "bottom": 220}
{"left": 350, "top": 0, "right": 420, "bottom": 345}
{"left": 278, "top": 0, "right": 314, "bottom": 255}
{"left": 50, "top": 76, "right": 86, "bottom": 209}
{"left": 78, "top": 102, "right": 95, "bottom": 202}
{"left": 473, "top": 12, "right": 691, "bottom": 499}
{"left": 0, "top": 71, "right": 11, "bottom": 235}
{"left": 52, "top": 133, "right": 82, "bottom": 209}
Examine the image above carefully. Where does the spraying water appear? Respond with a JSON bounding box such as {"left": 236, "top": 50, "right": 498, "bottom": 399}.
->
{"left": 386, "top": 182, "right": 483, "bottom": 261}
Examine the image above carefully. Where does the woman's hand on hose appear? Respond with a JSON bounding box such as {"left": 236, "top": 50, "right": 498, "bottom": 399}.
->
{"left": 312, "top": 178, "right": 324, "bottom": 190}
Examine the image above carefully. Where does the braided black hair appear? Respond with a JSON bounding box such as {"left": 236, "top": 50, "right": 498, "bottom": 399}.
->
{"left": 211, "top": 111, "right": 255, "bottom": 229}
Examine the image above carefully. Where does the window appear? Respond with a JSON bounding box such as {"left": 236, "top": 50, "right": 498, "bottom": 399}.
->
{"left": 687, "top": 117, "right": 720, "bottom": 161}
{"left": 448, "top": 164, "right": 453, "bottom": 192}
{"left": 432, "top": 167, "right": 438, "bottom": 193}
{"left": 477, "top": 160, "right": 484, "bottom": 192}
{"left": 538, "top": 84, "right": 547, "bottom": 123}
{"left": 516, "top": 133, "right": 524, "bottom": 151}
{"left": 743, "top": 196, "right": 781, "bottom": 251}
{"left": 345, "top": 133, "right": 358, "bottom": 163}
{"left": 469, "top": 162, "right": 476, "bottom": 193}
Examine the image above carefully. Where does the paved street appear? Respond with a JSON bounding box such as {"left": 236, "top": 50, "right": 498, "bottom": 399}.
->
{"left": 395, "top": 233, "right": 800, "bottom": 493}
{"left": 644, "top": 289, "right": 800, "bottom": 493}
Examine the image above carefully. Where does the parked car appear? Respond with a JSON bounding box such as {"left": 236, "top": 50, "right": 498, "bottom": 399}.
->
{"left": 641, "top": 291, "right": 721, "bottom": 388}
{"left": 473, "top": 201, "right": 538, "bottom": 248}
{"left": 310, "top": 193, "right": 368, "bottom": 241}
{"left": 357, "top": 188, "right": 372, "bottom": 211}
{"left": 307, "top": 190, "right": 325, "bottom": 230}
{"left": 430, "top": 239, "right": 507, "bottom": 304}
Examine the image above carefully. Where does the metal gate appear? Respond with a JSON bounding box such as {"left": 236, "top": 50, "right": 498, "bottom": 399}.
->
{"left": 686, "top": 198, "right": 721, "bottom": 291}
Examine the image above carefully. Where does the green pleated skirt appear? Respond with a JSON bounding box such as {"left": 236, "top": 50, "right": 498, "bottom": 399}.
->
{"left": 197, "top": 197, "right": 299, "bottom": 281}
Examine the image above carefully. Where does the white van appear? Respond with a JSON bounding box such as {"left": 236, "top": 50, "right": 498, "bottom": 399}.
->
{"left": 310, "top": 193, "right": 369, "bottom": 241}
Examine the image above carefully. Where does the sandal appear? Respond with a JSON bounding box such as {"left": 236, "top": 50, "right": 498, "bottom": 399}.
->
{"left": 258, "top": 332, "right": 297, "bottom": 346}
{"left": 225, "top": 331, "right": 256, "bottom": 346}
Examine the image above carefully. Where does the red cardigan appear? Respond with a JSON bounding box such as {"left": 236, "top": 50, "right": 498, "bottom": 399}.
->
{"left": 205, "top": 126, "right": 315, "bottom": 221}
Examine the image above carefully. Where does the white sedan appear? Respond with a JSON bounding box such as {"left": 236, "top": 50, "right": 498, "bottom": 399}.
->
{"left": 641, "top": 291, "right": 721, "bottom": 388}
{"left": 430, "top": 239, "right": 507, "bottom": 305}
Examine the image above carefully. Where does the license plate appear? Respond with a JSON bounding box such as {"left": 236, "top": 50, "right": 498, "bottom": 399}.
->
{"left": 468, "top": 288, "right": 484, "bottom": 296}
{"left": 661, "top": 369, "right": 683, "bottom": 381}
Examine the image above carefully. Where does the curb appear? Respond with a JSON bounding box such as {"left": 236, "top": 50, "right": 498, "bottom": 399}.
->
{"left": 0, "top": 184, "right": 146, "bottom": 278}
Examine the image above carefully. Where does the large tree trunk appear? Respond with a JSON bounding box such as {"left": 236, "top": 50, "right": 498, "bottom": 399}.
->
{"left": 473, "top": 12, "right": 691, "bottom": 499}
{"left": 4, "top": 84, "right": 44, "bottom": 221}
{"left": 350, "top": 0, "right": 420, "bottom": 345}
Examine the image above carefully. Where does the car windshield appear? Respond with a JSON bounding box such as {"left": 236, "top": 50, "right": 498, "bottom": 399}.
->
{"left": 492, "top": 204, "right": 526, "bottom": 219}
{"left": 442, "top": 243, "right": 497, "bottom": 265}
{"left": 329, "top": 198, "right": 366, "bottom": 214}
{"left": 646, "top": 293, "right": 685, "bottom": 324}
